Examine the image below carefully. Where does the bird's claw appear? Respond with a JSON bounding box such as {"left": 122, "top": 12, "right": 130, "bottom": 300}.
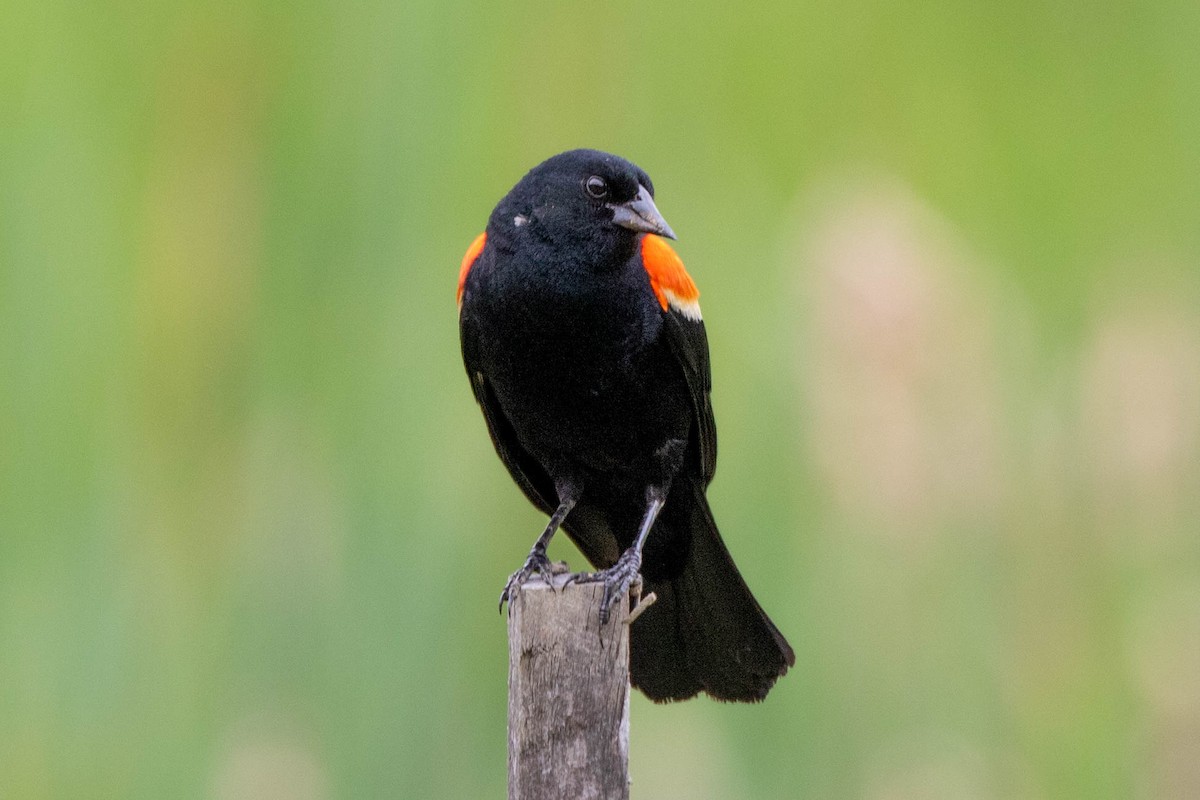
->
{"left": 498, "top": 548, "right": 555, "bottom": 612}
{"left": 580, "top": 551, "right": 642, "bottom": 625}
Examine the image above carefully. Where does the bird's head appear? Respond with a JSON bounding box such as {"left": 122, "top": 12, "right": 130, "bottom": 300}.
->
{"left": 490, "top": 149, "right": 675, "bottom": 265}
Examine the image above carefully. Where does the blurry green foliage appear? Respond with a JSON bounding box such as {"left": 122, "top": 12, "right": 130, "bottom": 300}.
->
{"left": 2, "top": 0, "right": 1198, "bottom": 797}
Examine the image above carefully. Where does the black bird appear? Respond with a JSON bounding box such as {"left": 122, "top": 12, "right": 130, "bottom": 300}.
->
{"left": 457, "top": 149, "right": 794, "bottom": 702}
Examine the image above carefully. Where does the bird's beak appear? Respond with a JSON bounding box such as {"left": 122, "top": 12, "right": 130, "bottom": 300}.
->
{"left": 609, "top": 185, "right": 677, "bottom": 240}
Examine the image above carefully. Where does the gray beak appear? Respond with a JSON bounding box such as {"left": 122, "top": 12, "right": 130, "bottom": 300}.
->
{"left": 608, "top": 185, "right": 677, "bottom": 240}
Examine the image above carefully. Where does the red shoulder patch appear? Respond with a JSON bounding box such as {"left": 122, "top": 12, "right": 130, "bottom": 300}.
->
{"left": 456, "top": 232, "right": 487, "bottom": 307}
{"left": 640, "top": 234, "right": 701, "bottom": 320}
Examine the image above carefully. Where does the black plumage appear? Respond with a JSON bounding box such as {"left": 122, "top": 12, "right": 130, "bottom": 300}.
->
{"left": 458, "top": 149, "right": 793, "bottom": 702}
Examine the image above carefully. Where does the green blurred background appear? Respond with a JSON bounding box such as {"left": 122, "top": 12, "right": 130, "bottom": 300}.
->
{"left": 3, "top": 0, "right": 1199, "bottom": 797}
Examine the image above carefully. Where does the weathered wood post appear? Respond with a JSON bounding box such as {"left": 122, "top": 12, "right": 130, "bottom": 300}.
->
{"left": 507, "top": 571, "right": 649, "bottom": 800}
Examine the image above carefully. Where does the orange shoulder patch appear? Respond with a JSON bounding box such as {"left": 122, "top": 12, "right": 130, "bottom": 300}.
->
{"left": 456, "top": 232, "right": 487, "bottom": 307}
{"left": 640, "top": 234, "right": 701, "bottom": 320}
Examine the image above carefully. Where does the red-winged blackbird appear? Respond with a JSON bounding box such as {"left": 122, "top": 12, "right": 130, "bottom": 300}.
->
{"left": 458, "top": 149, "right": 794, "bottom": 702}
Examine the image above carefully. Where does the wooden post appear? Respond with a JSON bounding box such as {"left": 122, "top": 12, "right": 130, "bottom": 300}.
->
{"left": 507, "top": 571, "right": 644, "bottom": 800}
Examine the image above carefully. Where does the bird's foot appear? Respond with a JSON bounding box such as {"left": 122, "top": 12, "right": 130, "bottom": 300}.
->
{"left": 498, "top": 548, "right": 556, "bottom": 612}
{"left": 578, "top": 550, "right": 643, "bottom": 624}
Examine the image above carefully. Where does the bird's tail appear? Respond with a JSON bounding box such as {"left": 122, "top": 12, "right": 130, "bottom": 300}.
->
{"left": 630, "top": 480, "right": 795, "bottom": 702}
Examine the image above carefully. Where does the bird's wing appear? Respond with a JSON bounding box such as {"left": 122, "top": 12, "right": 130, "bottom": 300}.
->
{"left": 664, "top": 312, "right": 717, "bottom": 483}
{"left": 458, "top": 234, "right": 558, "bottom": 516}
{"left": 640, "top": 234, "right": 717, "bottom": 484}
{"left": 460, "top": 313, "right": 558, "bottom": 517}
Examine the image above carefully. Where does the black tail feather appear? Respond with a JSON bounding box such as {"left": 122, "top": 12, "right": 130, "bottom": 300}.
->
{"left": 630, "top": 481, "right": 794, "bottom": 702}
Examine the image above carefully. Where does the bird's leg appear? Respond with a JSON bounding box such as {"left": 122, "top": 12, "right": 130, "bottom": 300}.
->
{"left": 499, "top": 482, "right": 578, "bottom": 612}
{"left": 586, "top": 488, "right": 666, "bottom": 624}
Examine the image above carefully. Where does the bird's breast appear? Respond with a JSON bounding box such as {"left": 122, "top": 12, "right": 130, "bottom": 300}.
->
{"left": 473, "top": 269, "right": 689, "bottom": 474}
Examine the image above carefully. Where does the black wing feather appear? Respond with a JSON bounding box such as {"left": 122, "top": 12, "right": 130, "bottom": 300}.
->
{"left": 460, "top": 314, "right": 557, "bottom": 516}
{"left": 662, "top": 311, "right": 717, "bottom": 484}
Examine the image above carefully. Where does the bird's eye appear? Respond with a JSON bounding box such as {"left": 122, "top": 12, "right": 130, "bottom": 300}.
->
{"left": 585, "top": 175, "right": 608, "bottom": 199}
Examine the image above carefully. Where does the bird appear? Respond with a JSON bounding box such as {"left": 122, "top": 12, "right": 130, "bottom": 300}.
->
{"left": 457, "top": 149, "right": 794, "bottom": 702}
